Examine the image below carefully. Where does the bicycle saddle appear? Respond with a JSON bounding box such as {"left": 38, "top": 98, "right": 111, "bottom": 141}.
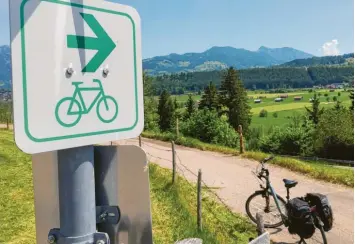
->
{"left": 283, "top": 179, "right": 298, "bottom": 188}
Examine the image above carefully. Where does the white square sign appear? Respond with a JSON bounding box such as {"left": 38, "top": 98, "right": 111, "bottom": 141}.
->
{"left": 9, "top": 0, "right": 143, "bottom": 154}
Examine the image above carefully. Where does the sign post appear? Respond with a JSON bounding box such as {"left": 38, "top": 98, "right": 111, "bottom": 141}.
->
{"left": 48, "top": 146, "right": 111, "bottom": 244}
{"left": 9, "top": 0, "right": 145, "bottom": 243}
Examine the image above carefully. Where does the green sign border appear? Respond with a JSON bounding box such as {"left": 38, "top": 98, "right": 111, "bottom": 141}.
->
{"left": 20, "top": 0, "right": 139, "bottom": 142}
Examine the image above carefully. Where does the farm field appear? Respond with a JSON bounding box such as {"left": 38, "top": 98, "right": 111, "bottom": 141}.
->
{"left": 170, "top": 88, "right": 352, "bottom": 130}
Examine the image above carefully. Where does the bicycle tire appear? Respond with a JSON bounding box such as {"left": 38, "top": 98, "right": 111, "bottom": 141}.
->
{"left": 245, "top": 191, "right": 287, "bottom": 228}
{"left": 97, "top": 96, "right": 118, "bottom": 123}
{"left": 55, "top": 97, "right": 82, "bottom": 127}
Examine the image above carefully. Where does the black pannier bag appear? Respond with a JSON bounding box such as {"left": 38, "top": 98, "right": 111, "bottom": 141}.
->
{"left": 306, "top": 193, "right": 333, "bottom": 232}
{"left": 287, "top": 197, "right": 315, "bottom": 239}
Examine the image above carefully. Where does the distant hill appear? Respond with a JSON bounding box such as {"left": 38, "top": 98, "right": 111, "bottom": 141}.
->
{"left": 281, "top": 53, "right": 354, "bottom": 67}
{"left": 143, "top": 46, "right": 313, "bottom": 74}
{"left": 1, "top": 44, "right": 353, "bottom": 93}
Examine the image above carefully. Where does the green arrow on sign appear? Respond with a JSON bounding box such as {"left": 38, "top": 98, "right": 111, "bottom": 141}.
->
{"left": 67, "top": 13, "right": 116, "bottom": 73}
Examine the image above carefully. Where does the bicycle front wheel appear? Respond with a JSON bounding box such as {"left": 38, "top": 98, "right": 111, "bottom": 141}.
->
{"left": 97, "top": 96, "right": 119, "bottom": 123}
{"left": 245, "top": 191, "right": 287, "bottom": 228}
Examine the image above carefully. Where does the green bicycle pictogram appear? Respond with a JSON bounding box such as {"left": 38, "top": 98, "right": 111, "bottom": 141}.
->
{"left": 55, "top": 79, "right": 118, "bottom": 127}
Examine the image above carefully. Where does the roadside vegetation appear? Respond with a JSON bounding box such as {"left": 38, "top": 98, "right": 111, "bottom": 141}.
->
{"left": 142, "top": 131, "right": 353, "bottom": 187}
{"left": 142, "top": 67, "right": 354, "bottom": 187}
{"left": 0, "top": 130, "right": 256, "bottom": 243}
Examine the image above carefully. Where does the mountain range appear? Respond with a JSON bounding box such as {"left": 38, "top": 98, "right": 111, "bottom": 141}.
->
{"left": 0, "top": 44, "right": 353, "bottom": 90}
{"left": 143, "top": 46, "right": 313, "bottom": 74}
{"left": 0, "top": 45, "right": 11, "bottom": 89}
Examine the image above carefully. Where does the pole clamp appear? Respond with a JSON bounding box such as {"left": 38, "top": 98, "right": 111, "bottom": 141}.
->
{"left": 48, "top": 229, "right": 110, "bottom": 244}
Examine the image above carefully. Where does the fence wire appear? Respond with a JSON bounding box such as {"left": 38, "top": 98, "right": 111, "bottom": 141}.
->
{"left": 175, "top": 151, "right": 243, "bottom": 220}
{"left": 141, "top": 141, "right": 172, "bottom": 152}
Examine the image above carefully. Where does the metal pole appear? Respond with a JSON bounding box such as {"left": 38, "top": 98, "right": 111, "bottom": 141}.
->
{"left": 48, "top": 146, "right": 109, "bottom": 243}
{"left": 58, "top": 146, "right": 96, "bottom": 237}
{"left": 176, "top": 118, "right": 179, "bottom": 137}
{"left": 238, "top": 125, "right": 244, "bottom": 154}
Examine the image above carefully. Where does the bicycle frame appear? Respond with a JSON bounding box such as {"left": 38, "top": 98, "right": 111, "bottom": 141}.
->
{"left": 268, "top": 183, "right": 288, "bottom": 225}
{"left": 67, "top": 80, "right": 109, "bottom": 115}
{"left": 258, "top": 169, "right": 289, "bottom": 225}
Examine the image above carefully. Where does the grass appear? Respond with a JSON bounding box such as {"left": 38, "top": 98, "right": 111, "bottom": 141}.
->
{"left": 243, "top": 151, "right": 354, "bottom": 187}
{"left": 0, "top": 129, "right": 256, "bottom": 244}
{"left": 251, "top": 102, "right": 311, "bottom": 114}
{"left": 0, "top": 130, "right": 35, "bottom": 244}
{"left": 166, "top": 89, "right": 352, "bottom": 131}
{"left": 143, "top": 130, "right": 238, "bottom": 155}
{"left": 142, "top": 131, "right": 354, "bottom": 188}
{"left": 150, "top": 163, "right": 256, "bottom": 243}
{"left": 251, "top": 109, "right": 305, "bottom": 129}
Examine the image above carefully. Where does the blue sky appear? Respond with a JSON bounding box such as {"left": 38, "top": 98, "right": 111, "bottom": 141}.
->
{"left": 1, "top": 0, "right": 353, "bottom": 58}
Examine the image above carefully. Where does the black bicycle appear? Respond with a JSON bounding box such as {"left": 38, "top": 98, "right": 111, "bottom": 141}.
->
{"left": 245, "top": 156, "right": 328, "bottom": 244}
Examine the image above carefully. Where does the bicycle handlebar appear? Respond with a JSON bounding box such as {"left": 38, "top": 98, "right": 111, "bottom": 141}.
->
{"left": 261, "top": 155, "right": 274, "bottom": 164}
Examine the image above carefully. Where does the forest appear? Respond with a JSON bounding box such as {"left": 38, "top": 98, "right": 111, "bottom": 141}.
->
{"left": 152, "top": 65, "right": 354, "bottom": 95}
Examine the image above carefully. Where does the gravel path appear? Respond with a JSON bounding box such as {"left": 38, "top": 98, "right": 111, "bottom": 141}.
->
{"left": 120, "top": 137, "right": 354, "bottom": 244}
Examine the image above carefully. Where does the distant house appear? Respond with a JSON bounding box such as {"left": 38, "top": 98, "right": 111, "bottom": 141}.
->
{"left": 279, "top": 94, "right": 288, "bottom": 99}
{"left": 326, "top": 83, "right": 343, "bottom": 89}
{"left": 275, "top": 98, "right": 283, "bottom": 102}
{"left": 294, "top": 96, "right": 303, "bottom": 101}
{"left": 334, "top": 83, "right": 344, "bottom": 89}
{"left": 254, "top": 99, "right": 261, "bottom": 103}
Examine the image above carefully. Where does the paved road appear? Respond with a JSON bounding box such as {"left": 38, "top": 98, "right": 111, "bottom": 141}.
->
{"left": 119, "top": 137, "right": 354, "bottom": 244}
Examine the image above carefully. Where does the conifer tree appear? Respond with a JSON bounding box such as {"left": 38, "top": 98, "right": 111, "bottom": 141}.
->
{"left": 219, "top": 67, "right": 251, "bottom": 132}
{"left": 198, "top": 81, "right": 219, "bottom": 111}
{"left": 306, "top": 93, "right": 324, "bottom": 124}
{"left": 185, "top": 94, "right": 195, "bottom": 119}
{"left": 158, "top": 90, "right": 175, "bottom": 131}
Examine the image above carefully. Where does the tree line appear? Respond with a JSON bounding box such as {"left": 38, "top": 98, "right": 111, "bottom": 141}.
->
{"left": 144, "top": 67, "right": 251, "bottom": 147}
{"left": 144, "top": 67, "right": 354, "bottom": 160}
{"left": 280, "top": 53, "right": 354, "bottom": 67}
{"left": 151, "top": 65, "right": 354, "bottom": 94}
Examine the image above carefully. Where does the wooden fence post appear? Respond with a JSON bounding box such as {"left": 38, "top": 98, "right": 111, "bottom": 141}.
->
{"left": 238, "top": 125, "right": 244, "bottom": 154}
{"left": 197, "top": 169, "right": 202, "bottom": 231}
{"left": 256, "top": 212, "right": 265, "bottom": 236}
{"left": 172, "top": 141, "right": 176, "bottom": 184}
{"left": 139, "top": 135, "right": 142, "bottom": 147}
{"left": 176, "top": 118, "right": 180, "bottom": 137}
{"left": 6, "top": 118, "right": 9, "bottom": 130}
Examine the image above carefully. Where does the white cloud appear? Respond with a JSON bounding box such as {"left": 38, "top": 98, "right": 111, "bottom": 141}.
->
{"left": 321, "top": 39, "right": 340, "bottom": 56}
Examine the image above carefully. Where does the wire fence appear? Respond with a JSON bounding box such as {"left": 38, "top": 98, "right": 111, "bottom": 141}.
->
{"left": 124, "top": 137, "right": 255, "bottom": 231}
{"left": 175, "top": 152, "right": 244, "bottom": 221}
